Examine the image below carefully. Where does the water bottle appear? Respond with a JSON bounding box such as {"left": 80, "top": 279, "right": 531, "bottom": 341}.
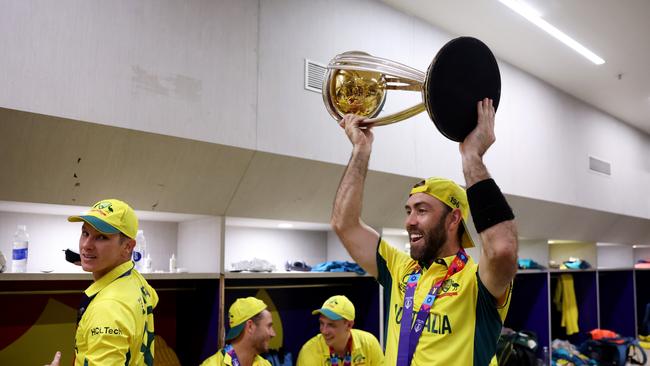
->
{"left": 133, "top": 230, "right": 147, "bottom": 271}
{"left": 539, "top": 345, "right": 550, "bottom": 366}
{"left": 12, "top": 225, "right": 29, "bottom": 273}
{"left": 169, "top": 254, "right": 177, "bottom": 273}
{"left": 143, "top": 254, "right": 152, "bottom": 273}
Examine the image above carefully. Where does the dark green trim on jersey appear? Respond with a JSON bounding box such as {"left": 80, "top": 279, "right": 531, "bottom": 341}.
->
{"left": 473, "top": 271, "right": 504, "bottom": 366}
{"left": 375, "top": 237, "right": 391, "bottom": 350}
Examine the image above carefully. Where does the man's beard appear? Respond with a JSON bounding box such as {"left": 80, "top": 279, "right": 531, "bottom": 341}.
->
{"left": 253, "top": 337, "right": 269, "bottom": 354}
{"left": 410, "top": 211, "right": 449, "bottom": 265}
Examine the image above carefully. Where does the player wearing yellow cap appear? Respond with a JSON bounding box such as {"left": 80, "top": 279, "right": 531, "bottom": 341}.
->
{"left": 201, "top": 297, "right": 276, "bottom": 366}
{"left": 331, "top": 99, "right": 518, "bottom": 365}
{"left": 46, "top": 199, "right": 158, "bottom": 366}
{"left": 297, "top": 295, "right": 384, "bottom": 366}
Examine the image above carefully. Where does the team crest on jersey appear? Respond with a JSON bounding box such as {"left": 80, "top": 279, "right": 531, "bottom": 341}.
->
{"left": 399, "top": 273, "right": 412, "bottom": 293}
{"left": 353, "top": 355, "right": 366, "bottom": 364}
{"left": 438, "top": 278, "right": 461, "bottom": 298}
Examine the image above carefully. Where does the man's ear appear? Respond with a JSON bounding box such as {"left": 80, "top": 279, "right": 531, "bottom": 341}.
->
{"left": 122, "top": 238, "right": 136, "bottom": 258}
{"left": 449, "top": 209, "right": 463, "bottom": 228}
{"left": 346, "top": 320, "right": 354, "bottom": 330}
{"left": 245, "top": 319, "right": 255, "bottom": 334}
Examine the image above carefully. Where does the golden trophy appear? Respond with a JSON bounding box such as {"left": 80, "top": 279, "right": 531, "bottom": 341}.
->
{"left": 322, "top": 37, "right": 501, "bottom": 142}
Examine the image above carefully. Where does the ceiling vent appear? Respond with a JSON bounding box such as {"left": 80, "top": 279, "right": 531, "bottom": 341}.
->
{"left": 589, "top": 156, "right": 611, "bottom": 176}
{"left": 304, "top": 59, "right": 326, "bottom": 93}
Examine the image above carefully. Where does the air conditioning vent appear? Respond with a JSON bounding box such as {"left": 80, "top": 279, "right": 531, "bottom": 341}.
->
{"left": 304, "top": 59, "right": 326, "bottom": 93}
{"left": 589, "top": 156, "right": 611, "bottom": 176}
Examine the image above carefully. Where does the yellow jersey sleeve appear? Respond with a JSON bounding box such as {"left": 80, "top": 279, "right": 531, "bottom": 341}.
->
{"left": 361, "top": 331, "right": 385, "bottom": 366}
{"left": 297, "top": 336, "right": 326, "bottom": 366}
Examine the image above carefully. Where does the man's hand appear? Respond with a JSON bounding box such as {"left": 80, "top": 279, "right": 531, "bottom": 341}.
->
{"left": 460, "top": 98, "right": 496, "bottom": 160}
{"left": 339, "top": 114, "right": 374, "bottom": 151}
{"left": 45, "top": 351, "right": 61, "bottom": 366}
{"left": 460, "top": 98, "right": 496, "bottom": 186}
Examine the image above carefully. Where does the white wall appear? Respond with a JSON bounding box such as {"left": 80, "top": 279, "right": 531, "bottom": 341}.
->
{"left": 177, "top": 216, "right": 222, "bottom": 273}
{"left": 137, "top": 220, "right": 179, "bottom": 272}
{"left": 326, "top": 231, "right": 353, "bottom": 262}
{"left": 519, "top": 239, "right": 550, "bottom": 268}
{"left": 597, "top": 243, "right": 634, "bottom": 269}
{"left": 635, "top": 247, "right": 650, "bottom": 263}
{"left": 225, "top": 226, "right": 328, "bottom": 272}
{"left": 0, "top": 0, "right": 259, "bottom": 149}
{"left": 1, "top": 0, "right": 648, "bottom": 221}
{"left": 0, "top": 211, "right": 177, "bottom": 273}
{"left": 382, "top": 234, "right": 409, "bottom": 253}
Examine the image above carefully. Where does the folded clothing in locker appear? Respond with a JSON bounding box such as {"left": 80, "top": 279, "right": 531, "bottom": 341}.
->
{"left": 635, "top": 259, "right": 650, "bottom": 269}
{"left": 311, "top": 261, "right": 365, "bottom": 275}
{"left": 284, "top": 260, "right": 311, "bottom": 272}
{"left": 562, "top": 258, "right": 591, "bottom": 270}
{"left": 229, "top": 258, "right": 276, "bottom": 272}
{"left": 518, "top": 258, "right": 544, "bottom": 269}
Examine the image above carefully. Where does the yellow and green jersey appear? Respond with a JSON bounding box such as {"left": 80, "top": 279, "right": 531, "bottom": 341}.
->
{"left": 200, "top": 348, "right": 272, "bottom": 366}
{"left": 297, "top": 328, "right": 384, "bottom": 366}
{"left": 376, "top": 239, "right": 510, "bottom": 366}
{"left": 75, "top": 261, "right": 158, "bottom": 365}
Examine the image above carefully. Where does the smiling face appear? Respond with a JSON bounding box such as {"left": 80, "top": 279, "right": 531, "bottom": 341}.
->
{"left": 319, "top": 315, "right": 352, "bottom": 351}
{"left": 249, "top": 310, "right": 276, "bottom": 354}
{"left": 404, "top": 193, "right": 453, "bottom": 265}
{"left": 79, "top": 223, "right": 134, "bottom": 280}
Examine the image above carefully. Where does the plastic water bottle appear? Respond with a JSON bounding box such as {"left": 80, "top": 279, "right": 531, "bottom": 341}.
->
{"left": 143, "top": 254, "right": 152, "bottom": 273}
{"left": 12, "top": 225, "right": 29, "bottom": 273}
{"left": 169, "top": 254, "right": 177, "bottom": 273}
{"left": 133, "top": 230, "right": 147, "bottom": 271}
{"left": 539, "top": 346, "right": 550, "bottom": 366}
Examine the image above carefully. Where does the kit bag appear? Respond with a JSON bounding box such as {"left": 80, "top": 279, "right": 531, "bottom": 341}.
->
{"left": 496, "top": 331, "right": 538, "bottom": 366}
{"left": 579, "top": 332, "right": 647, "bottom": 366}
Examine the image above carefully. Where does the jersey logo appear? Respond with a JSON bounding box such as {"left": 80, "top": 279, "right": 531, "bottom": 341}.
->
{"left": 353, "top": 354, "right": 366, "bottom": 364}
{"left": 399, "top": 272, "right": 413, "bottom": 293}
{"left": 438, "top": 278, "right": 461, "bottom": 298}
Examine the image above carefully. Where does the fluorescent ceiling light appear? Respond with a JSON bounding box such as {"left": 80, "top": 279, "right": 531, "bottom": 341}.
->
{"left": 277, "top": 223, "right": 294, "bottom": 229}
{"left": 498, "top": 0, "right": 605, "bottom": 65}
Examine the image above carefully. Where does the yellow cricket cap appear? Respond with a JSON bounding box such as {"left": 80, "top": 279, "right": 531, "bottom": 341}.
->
{"left": 68, "top": 199, "right": 138, "bottom": 239}
{"left": 312, "top": 295, "right": 355, "bottom": 321}
{"left": 226, "top": 297, "right": 267, "bottom": 341}
{"left": 409, "top": 177, "right": 475, "bottom": 248}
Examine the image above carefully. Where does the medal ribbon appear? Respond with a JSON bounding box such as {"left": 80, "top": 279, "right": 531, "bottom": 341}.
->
{"left": 329, "top": 335, "right": 352, "bottom": 366}
{"left": 225, "top": 344, "right": 242, "bottom": 366}
{"left": 395, "top": 248, "right": 468, "bottom": 366}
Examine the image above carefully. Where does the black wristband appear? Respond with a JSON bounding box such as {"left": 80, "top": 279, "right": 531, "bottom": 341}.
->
{"left": 467, "top": 178, "right": 514, "bottom": 233}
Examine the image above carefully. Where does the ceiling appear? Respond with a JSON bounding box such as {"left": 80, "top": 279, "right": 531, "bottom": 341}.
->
{"left": 381, "top": 0, "right": 650, "bottom": 135}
